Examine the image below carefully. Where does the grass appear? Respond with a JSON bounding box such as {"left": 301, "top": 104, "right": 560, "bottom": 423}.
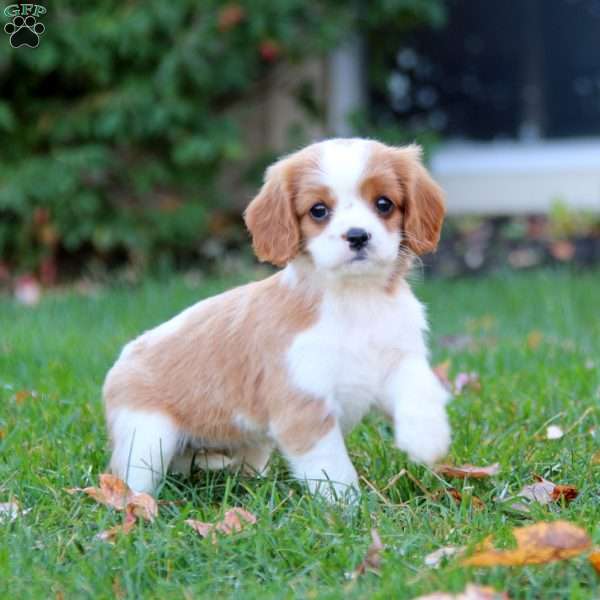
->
{"left": 1, "top": 267, "right": 599, "bottom": 599}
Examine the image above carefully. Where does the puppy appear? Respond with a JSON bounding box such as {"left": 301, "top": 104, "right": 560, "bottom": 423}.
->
{"left": 103, "top": 138, "right": 451, "bottom": 499}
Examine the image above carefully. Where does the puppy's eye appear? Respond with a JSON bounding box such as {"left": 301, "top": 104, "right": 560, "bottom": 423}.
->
{"left": 375, "top": 196, "right": 394, "bottom": 215}
{"left": 309, "top": 203, "right": 329, "bottom": 221}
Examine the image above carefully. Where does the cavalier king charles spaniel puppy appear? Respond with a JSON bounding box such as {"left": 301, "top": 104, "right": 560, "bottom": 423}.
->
{"left": 103, "top": 138, "right": 451, "bottom": 499}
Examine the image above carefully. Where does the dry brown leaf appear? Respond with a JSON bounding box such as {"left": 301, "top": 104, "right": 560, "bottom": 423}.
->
{"left": 436, "top": 463, "right": 500, "bottom": 479}
{"left": 591, "top": 451, "right": 600, "bottom": 465}
{"left": 185, "top": 507, "right": 256, "bottom": 543}
{"left": 15, "top": 390, "right": 36, "bottom": 404}
{"left": 453, "top": 372, "right": 481, "bottom": 394}
{"left": 413, "top": 584, "right": 509, "bottom": 599}
{"left": 546, "top": 425, "right": 564, "bottom": 440}
{"left": 96, "top": 507, "right": 138, "bottom": 542}
{"left": 527, "top": 330, "right": 543, "bottom": 350}
{"left": 589, "top": 550, "right": 600, "bottom": 574}
{"left": 446, "top": 488, "right": 486, "bottom": 510}
{"left": 352, "top": 529, "right": 384, "bottom": 578}
{"left": 67, "top": 473, "right": 158, "bottom": 521}
{"left": 424, "top": 545, "right": 464, "bottom": 567}
{"left": 514, "top": 476, "right": 578, "bottom": 508}
{"left": 462, "top": 521, "right": 591, "bottom": 567}
{"left": 433, "top": 361, "right": 452, "bottom": 390}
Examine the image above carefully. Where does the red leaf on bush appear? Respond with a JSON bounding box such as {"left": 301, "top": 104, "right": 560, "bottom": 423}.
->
{"left": 217, "top": 4, "right": 245, "bottom": 31}
{"left": 259, "top": 39, "right": 281, "bottom": 62}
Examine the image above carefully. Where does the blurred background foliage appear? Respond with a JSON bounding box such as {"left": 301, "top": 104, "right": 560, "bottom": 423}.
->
{"left": 0, "top": 0, "right": 445, "bottom": 282}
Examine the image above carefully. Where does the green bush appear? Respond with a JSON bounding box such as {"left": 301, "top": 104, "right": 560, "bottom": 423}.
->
{"left": 0, "top": 0, "right": 444, "bottom": 280}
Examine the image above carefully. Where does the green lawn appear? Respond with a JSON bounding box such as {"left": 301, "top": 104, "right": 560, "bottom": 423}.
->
{"left": 1, "top": 269, "right": 599, "bottom": 599}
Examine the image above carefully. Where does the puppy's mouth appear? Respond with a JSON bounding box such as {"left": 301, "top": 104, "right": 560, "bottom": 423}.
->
{"left": 350, "top": 249, "right": 368, "bottom": 263}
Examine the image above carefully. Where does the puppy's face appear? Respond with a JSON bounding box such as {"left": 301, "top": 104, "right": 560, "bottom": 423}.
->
{"left": 244, "top": 139, "right": 445, "bottom": 276}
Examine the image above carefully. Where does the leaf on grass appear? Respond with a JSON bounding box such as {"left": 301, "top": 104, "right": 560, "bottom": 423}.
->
{"left": 446, "top": 488, "right": 486, "bottom": 510}
{"left": 453, "top": 372, "right": 481, "bottom": 394}
{"left": 14, "top": 389, "right": 38, "bottom": 404}
{"left": 351, "top": 529, "right": 384, "bottom": 578}
{"left": 462, "top": 521, "right": 591, "bottom": 567}
{"left": 185, "top": 507, "right": 256, "bottom": 543}
{"left": 0, "top": 501, "right": 29, "bottom": 522}
{"left": 527, "top": 330, "right": 543, "bottom": 350}
{"left": 589, "top": 551, "right": 600, "bottom": 574}
{"left": 592, "top": 451, "right": 600, "bottom": 466}
{"left": 545, "top": 425, "right": 564, "bottom": 440}
{"left": 436, "top": 463, "right": 500, "bottom": 479}
{"left": 413, "top": 584, "right": 509, "bottom": 599}
{"left": 433, "top": 361, "right": 452, "bottom": 390}
{"left": 67, "top": 473, "right": 158, "bottom": 521}
{"left": 424, "top": 545, "right": 464, "bottom": 567}
{"left": 512, "top": 475, "right": 578, "bottom": 510}
{"left": 96, "top": 507, "right": 137, "bottom": 542}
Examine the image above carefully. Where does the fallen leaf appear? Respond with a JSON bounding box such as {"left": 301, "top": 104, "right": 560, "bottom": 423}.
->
{"left": 67, "top": 474, "right": 158, "bottom": 521}
{"left": 462, "top": 521, "right": 591, "bottom": 566}
{"left": 589, "top": 550, "right": 600, "bottom": 574}
{"left": 527, "top": 330, "right": 543, "bottom": 349}
{"left": 513, "top": 476, "right": 578, "bottom": 509}
{"left": 424, "top": 545, "right": 464, "bottom": 567}
{"left": 433, "top": 360, "right": 452, "bottom": 390}
{"left": 97, "top": 507, "right": 137, "bottom": 542}
{"left": 446, "top": 488, "right": 485, "bottom": 510}
{"left": 413, "top": 584, "right": 509, "bottom": 599}
{"left": 546, "top": 425, "right": 564, "bottom": 440}
{"left": 592, "top": 451, "right": 600, "bottom": 465}
{"left": 453, "top": 372, "right": 481, "bottom": 394}
{"left": 352, "top": 529, "right": 384, "bottom": 578}
{"left": 185, "top": 507, "right": 256, "bottom": 542}
{"left": 0, "top": 501, "right": 24, "bottom": 522}
{"left": 436, "top": 463, "right": 500, "bottom": 479}
{"left": 14, "top": 389, "right": 37, "bottom": 404}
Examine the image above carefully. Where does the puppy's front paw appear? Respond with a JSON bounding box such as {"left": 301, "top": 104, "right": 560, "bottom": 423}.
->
{"left": 395, "top": 411, "right": 451, "bottom": 466}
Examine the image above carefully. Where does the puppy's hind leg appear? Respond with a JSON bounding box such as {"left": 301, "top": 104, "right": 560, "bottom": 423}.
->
{"left": 108, "top": 407, "right": 180, "bottom": 494}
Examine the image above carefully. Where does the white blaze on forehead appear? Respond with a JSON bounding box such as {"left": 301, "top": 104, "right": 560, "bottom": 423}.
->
{"left": 317, "top": 139, "right": 373, "bottom": 197}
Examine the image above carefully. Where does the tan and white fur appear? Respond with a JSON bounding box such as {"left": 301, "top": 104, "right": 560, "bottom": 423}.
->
{"left": 103, "top": 138, "right": 451, "bottom": 500}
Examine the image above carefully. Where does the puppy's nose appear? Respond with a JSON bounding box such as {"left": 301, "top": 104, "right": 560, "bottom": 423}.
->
{"left": 345, "top": 228, "right": 371, "bottom": 250}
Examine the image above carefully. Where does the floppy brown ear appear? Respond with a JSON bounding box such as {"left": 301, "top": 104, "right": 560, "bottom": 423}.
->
{"left": 244, "top": 157, "right": 301, "bottom": 267}
{"left": 396, "top": 145, "right": 445, "bottom": 255}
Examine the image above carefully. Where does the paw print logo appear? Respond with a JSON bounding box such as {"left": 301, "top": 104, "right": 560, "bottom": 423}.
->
{"left": 4, "top": 15, "right": 45, "bottom": 48}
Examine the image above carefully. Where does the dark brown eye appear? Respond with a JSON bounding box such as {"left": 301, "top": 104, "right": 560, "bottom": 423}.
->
{"left": 375, "top": 196, "right": 394, "bottom": 215}
{"left": 309, "top": 203, "right": 329, "bottom": 221}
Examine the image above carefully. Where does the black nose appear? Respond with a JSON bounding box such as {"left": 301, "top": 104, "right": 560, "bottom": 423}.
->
{"left": 345, "top": 228, "right": 370, "bottom": 250}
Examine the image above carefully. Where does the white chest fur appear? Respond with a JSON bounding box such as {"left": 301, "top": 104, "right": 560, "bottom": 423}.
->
{"left": 286, "top": 281, "right": 428, "bottom": 432}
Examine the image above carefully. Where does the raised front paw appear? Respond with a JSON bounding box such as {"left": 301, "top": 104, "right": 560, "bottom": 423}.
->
{"left": 395, "top": 410, "right": 451, "bottom": 466}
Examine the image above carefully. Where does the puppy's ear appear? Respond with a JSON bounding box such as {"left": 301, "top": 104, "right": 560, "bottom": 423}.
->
{"left": 244, "top": 156, "right": 301, "bottom": 267}
{"left": 395, "top": 145, "right": 445, "bottom": 255}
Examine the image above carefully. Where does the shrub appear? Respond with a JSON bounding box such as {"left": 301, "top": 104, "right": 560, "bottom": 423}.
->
{"left": 0, "top": 0, "right": 444, "bottom": 281}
